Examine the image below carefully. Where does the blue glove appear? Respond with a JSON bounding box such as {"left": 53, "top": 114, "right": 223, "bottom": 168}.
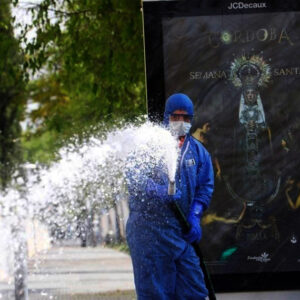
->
{"left": 183, "top": 201, "right": 204, "bottom": 243}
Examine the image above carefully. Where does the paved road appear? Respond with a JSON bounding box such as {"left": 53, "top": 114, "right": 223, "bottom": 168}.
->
{"left": 0, "top": 246, "right": 299, "bottom": 299}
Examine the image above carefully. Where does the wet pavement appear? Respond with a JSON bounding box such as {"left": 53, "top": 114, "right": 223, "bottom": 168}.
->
{"left": 0, "top": 246, "right": 299, "bottom": 299}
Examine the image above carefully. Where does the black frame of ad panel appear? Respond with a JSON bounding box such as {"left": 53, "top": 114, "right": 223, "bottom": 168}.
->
{"left": 142, "top": 0, "right": 300, "bottom": 292}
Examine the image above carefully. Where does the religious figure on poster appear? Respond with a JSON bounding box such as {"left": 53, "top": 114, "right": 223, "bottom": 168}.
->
{"left": 198, "top": 55, "right": 282, "bottom": 246}
{"left": 195, "top": 55, "right": 300, "bottom": 266}
{"left": 224, "top": 55, "right": 281, "bottom": 242}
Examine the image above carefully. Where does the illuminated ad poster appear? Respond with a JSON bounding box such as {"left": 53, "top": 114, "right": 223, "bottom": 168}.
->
{"left": 163, "top": 10, "right": 300, "bottom": 274}
{"left": 143, "top": 0, "right": 300, "bottom": 286}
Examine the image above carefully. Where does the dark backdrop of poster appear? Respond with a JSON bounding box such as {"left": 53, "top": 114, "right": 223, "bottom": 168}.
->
{"left": 163, "top": 12, "right": 300, "bottom": 275}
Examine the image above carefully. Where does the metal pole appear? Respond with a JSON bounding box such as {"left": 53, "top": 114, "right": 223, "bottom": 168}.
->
{"left": 13, "top": 226, "right": 29, "bottom": 300}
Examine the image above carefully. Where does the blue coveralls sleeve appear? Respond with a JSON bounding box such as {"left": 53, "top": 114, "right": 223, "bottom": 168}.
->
{"left": 125, "top": 153, "right": 147, "bottom": 195}
{"left": 194, "top": 152, "right": 214, "bottom": 210}
{"left": 184, "top": 147, "right": 214, "bottom": 243}
{"left": 125, "top": 154, "right": 171, "bottom": 203}
{"left": 145, "top": 177, "right": 168, "bottom": 199}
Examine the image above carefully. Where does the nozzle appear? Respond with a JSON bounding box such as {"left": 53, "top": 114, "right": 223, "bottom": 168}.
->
{"left": 168, "top": 181, "right": 176, "bottom": 195}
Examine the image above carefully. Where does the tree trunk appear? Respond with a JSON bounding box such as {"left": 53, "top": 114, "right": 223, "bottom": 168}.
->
{"left": 114, "top": 202, "right": 121, "bottom": 244}
{"left": 86, "top": 208, "right": 96, "bottom": 247}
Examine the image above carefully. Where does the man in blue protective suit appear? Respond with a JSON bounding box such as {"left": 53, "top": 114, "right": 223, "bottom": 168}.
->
{"left": 126, "top": 93, "right": 214, "bottom": 300}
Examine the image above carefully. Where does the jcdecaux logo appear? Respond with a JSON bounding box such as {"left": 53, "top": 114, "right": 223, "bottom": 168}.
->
{"left": 228, "top": 2, "right": 267, "bottom": 10}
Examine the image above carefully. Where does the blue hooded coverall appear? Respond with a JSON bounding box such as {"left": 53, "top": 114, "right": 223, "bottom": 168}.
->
{"left": 126, "top": 93, "right": 214, "bottom": 300}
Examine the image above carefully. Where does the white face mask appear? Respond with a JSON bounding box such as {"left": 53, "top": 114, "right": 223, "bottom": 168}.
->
{"left": 169, "top": 121, "right": 192, "bottom": 137}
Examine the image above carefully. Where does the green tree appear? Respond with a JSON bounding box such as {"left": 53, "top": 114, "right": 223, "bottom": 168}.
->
{"left": 16, "top": 0, "right": 146, "bottom": 162}
{"left": 22, "top": 74, "right": 69, "bottom": 163}
{"left": 0, "top": 2, "right": 25, "bottom": 188}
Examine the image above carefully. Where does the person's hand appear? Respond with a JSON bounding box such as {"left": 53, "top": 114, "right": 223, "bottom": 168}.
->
{"left": 166, "top": 189, "right": 182, "bottom": 203}
{"left": 183, "top": 202, "right": 204, "bottom": 243}
{"left": 146, "top": 179, "right": 181, "bottom": 203}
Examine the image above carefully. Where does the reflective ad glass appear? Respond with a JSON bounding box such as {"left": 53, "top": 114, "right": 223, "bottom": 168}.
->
{"left": 162, "top": 11, "right": 300, "bottom": 274}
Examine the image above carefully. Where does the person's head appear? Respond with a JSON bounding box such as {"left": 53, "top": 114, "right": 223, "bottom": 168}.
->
{"left": 243, "top": 88, "right": 258, "bottom": 106}
{"left": 164, "top": 93, "right": 193, "bottom": 136}
{"left": 192, "top": 122, "right": 211, "bottom": 145}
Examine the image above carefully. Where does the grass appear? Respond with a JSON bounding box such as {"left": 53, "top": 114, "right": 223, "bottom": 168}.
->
{"left": 50, "top": 290, "right": 136, "bottom": 300}
{"left": 105, "top": 241, "right": 130, "bottom": 254}
{"left": 27, "top": 290, "right": 136, "bottom": 300}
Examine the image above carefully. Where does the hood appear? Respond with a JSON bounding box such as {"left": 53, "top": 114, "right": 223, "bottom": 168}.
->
{"left": 163, "top": 93, "right": 194, "bottom": 126}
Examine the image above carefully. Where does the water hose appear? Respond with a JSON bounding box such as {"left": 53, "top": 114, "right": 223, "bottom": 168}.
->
{"left": 168, "top": 181, "right": 217, "bottom": 300}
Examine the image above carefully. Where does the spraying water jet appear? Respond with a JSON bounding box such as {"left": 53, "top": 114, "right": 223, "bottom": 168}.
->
{"left": 1, "top": 120, "right": 181, "bottom": 298}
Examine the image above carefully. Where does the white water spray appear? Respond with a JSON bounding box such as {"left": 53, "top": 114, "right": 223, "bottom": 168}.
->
{"left": 0, "top": 121, "right": 179, "bottom": 294}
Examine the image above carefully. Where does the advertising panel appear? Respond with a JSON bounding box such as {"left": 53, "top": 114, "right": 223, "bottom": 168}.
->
{"left": 143, "top": 0, "right": 300, "bottom": 291}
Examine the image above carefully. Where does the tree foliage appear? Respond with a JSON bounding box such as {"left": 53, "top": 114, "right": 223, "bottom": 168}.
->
{"left": 17, "top": 0, "right": 146, "bottom": 162}
{"left": 0, "top": 2, "right": 25, "bottom": 188}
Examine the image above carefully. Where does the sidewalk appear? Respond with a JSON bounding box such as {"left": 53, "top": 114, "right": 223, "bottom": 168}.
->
{"left": 0, "top": 246, "right": 299, "bottom": 299}
{"left": 0, "top": 246, "right": 136, "bottom": 299}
